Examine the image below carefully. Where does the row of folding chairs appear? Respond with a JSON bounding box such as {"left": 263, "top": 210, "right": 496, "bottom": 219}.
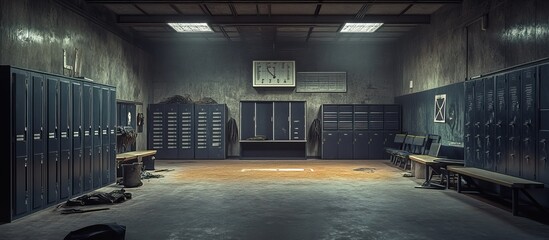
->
{"left": 385, "top": 133, "right": 441, "bottom": 170}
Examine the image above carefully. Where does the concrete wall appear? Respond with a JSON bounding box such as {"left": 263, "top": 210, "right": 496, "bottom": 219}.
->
{"left": 396, "top": 0, "right": 549, "bottom": 96}
{"left": 0, "top": 0, "right": 152, "bottom": 149}
{"left": 152, "top": 43, "right": 397, "bottom": 157}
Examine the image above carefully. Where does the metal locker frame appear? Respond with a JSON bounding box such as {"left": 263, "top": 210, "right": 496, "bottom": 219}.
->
{"left": 239, "top": 102, "right": 255, "bottom": 140}
{"left": 109, "top": 88, "right": 116, "bottom": 182}
{"left": 194, "top": 104, "right": 209, "bottom": 159}
{"left": 208, "top": 104, "right": 227, "bottom": 159}
{"left": 148, "top": 104, "right": 166, "bottom": 159}
{"left": 473, "top": 78, "right": 485, "bottom": 169}
{"left": 163, "top": 104, "right": 180, "bottom": 159}
{"left": 31, "top": 73, "right": 46, "bottom": 211}
{"left": 71, "top": 81, "right": 83, "bottom": 196}
{"left": 101, "top": 88, "right": 110, "bottom": 186}
{"left": 255, "top": 102, "right": 273, "bottom": 140}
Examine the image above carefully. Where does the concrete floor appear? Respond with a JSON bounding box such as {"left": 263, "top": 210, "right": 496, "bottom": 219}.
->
{"left": 1, "top": 160, "right": 548, "bottom": 240}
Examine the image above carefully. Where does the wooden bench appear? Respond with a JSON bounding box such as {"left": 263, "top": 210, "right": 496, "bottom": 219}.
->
{"left": 447, "top": 166, "right": 545, "bottom": 216}
{"left": 116, "top": 150, "right": 157, "bottom": 163}
{"left": 409, "top": 155, "right": 464, "bottom": 189}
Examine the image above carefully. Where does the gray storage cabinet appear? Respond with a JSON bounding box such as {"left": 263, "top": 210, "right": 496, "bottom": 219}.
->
{"left": 2, "top": 65, "right": 116, "bottom": 223}
{"left": 239, "top": 101, "right": 306, "bottom": 159}
{"left": 321, "top": 104, "right": 401, "bottom": 160}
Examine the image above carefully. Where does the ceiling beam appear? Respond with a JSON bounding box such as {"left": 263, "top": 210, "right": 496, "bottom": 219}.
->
{"left": 118, "top": 14, "right": 430, "bottom": 25}
{"left": 88, "top": 0, "right": 461, "bottom": 4}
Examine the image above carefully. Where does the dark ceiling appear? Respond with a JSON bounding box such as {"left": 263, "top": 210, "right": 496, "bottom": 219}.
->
{"left": 86, "top": 0, "right": 462, "bottom": 43}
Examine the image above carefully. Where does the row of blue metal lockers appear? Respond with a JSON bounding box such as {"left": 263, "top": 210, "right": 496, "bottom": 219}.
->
{"left": 321, "top": 104, "right": 401, "bottom": 159}
{"left": 464, "top": 62, "right": 549, "bottom": 185}
{"left": 2, "top": 66, "right": 117, "bottom": 223}
{"left": 147, "top": 104, "right": 227, "bottom": 159}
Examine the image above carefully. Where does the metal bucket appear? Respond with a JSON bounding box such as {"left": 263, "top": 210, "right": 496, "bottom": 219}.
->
{"left": 122, "top": 162, "right": 143, "bottom": 188}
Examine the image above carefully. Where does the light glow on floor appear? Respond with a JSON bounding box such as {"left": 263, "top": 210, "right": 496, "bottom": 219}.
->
{"left": 241, "top": 168, "right": 314, "bottom": 172}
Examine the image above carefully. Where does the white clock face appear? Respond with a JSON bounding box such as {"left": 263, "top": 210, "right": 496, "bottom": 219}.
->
{"left": 253, "top": 60, "right": 295, "bottom": 87}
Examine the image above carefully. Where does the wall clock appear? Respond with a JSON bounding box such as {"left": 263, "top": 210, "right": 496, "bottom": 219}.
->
{"left": 253, "top": 60, "right": 295, "bottom": 87}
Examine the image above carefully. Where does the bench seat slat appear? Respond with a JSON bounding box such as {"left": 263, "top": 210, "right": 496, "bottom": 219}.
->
{"left": 409, "top": 155, "right": 443, "bottom": 165}
{"left": 447, "top": 166, "right": 544, "bottom": 189}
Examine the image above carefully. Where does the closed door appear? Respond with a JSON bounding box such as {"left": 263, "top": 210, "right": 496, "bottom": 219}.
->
{"left": 274, "top": 102, "right": 290, "bottom": 140}
{"left": 32, "top": 73, "right": 46, "bottom": 211}
{"left": 369, "top": 132, "right": 385, "bottom": 159}
{"left": 338, "top": 132, "right": 353, "bottom": 159}
{"left": 353, "top": 132, "right": 369, "bottom": 159}
{"left": 322, "top": 132, "right": 338, "bottom": 159}
{"left": 464, "top": 81, "right": 475, "bottom": 167}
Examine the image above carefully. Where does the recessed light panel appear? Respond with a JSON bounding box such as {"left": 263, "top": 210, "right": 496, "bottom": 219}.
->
{"left": 167, "top": 23, "right": 213, "bottom": 32}
{"left": 340, "top": 23, "right": 383, "bottom": 33}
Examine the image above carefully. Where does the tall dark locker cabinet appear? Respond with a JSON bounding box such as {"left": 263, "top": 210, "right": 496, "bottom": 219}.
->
{"left": 494, "top": 75, "right": 508, "bottom": 174}
{"left": 539, "top": 64, "right": 549, "bottom": 185}
{"left": 290, "top": 102, "right": 305, "bottom": 140}
{"left": 520, "top": 67, "right": 536, "bottom": 180}
{"left": 148, "top": 104, "right": 166, "bottom": 158}
{"left": 12, "top": 69, "right": 31, "bottom": 218}
{"left": 82, "top": 84, "right": 93, "bottom": 192}
{"left": 2, "top": 65, "right": 116, "bottom": 222}
{"left": 101, "top": 88, "right": 111, "bottom": 186}
{"left": 484, "top": 77, "right": 496, "bottom": 171}
{"left": 46, "top": 75, "right": 60, "bottom": 206}
{"left": 464, "top": 81, "right": 475, "bottom": 167}
{"left": 109, "top": 88, "right": 116, "bottom": 182}
{"left": 507, "top": 71, "right": 522, "bottom": 177}
{"left": 72, "top": 82, "right": 83, "bottom": 196}
{"left": 92, "top": 86, "right": 102, "bottom": 188}
{"left": 31, "top": 73, "right": 46, "bottom": 212}
{"left": 179, "top": 104, "right": 194, "bottom": 159}
{"left": 473, "top": 79, "right": 485, "bottom": 169}
{"left": 164, "top": 105, "right": 179, "bottom": 159}
{"left": 195, "top": 104, "right": 227, "bottom": 159}
{"left": 59, "top": 80, "right": 72, "bottom": 201}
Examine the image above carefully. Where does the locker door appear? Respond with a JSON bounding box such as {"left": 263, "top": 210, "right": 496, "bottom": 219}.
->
{"left": 31, "top": 73, "right": 46, "bottom": 211}
{"left": 521, "top": 67, "right": 536, "bottom": 179}
{"left": 164, "top": 105, "right": 179, "bottom": 159}
{"left": 240, "top": 102, "right": 255, "bottom": 140}
{"left": 255, "top": 102, "right": 273, "bottom": 140}
{"left": 464, "top": 81, "right": 475, "bottom": 167}
{"left": 322, "top": 105, "right": 338, "bottom": 131}
{"left": 178, "top": 104, "right": 194, "bottom": 159}
{"left": 209, "top": 104, "right": 226, "bottom": 159}
{"left": 59, "top": 79, "right": 71, "bottom": 200}
{"left": 274, "top": 102, "right": 290, "bottom": 140}
{"left": 368, "top": 105, "right": 384, "bottom": 130}
{"left": 369, "top": 132, "right": 385, "bottom": 159}
{"left": 322, "top": 131, "right": 339, "bottom": 159}
{"left": 195, "top": 105, "right": 209, "bottom": 159}
{"left": 72, "top": 82, "right": 82, "bottom": 195}
{"left": 109, "top": 88, "right": 116, "bottom": 183}
{"left": 353, "top": 105, "right": 368, "bottom": 130}
{"left": 473, "top": 79, "right": 485, "bottom": 169}
{"left": 338, "top": 132, "right": 354, "bottom": 159}
{"left": 148, "top": 104, "right": 165, "bottom": 158}
{"left": 338, "top": 105, "right": 353, "bottom": 131}
{"left": 82, "top": 84, "right": 93, "bottom": 191}
{"left": 13, "top": 69, "right": 30, "bottom": 216}
{"left": 92, "top": 86, "right": 102, "bottom": 188}
{"left": 46, "top": 76, "right": 59, "bottom": 205}
{"left": 290, "top": 102, "right": 305, "bottom": 140}
{"left": 495, "top": 75, "right": 508, "bottom": 174}
{"left": 507, "top": 71, "right": 522, "bottom": 177}
{"left": 101, "top": 88, "right": 110, "bottom": 185}
{"left": 538, "top": 130, "right": 549, "bottom": 185}
{"left": 353, "top": 131, "right": 369, "bottom": 159}
{"left": 384, "top": 105, "right": 401, "bottom": 131}
{"left": 484, "top": 77, "right": 496, "bottom": 171}
{"left": 541, "top": 64, "right": 549, "bottom": 109}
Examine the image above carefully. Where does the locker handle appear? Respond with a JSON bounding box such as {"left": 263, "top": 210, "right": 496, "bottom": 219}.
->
{"left": 495, "top": 121, "right": 502, "bottom": 127}
{"left": 523, "top": 120, "right": 531, "bottom": 127}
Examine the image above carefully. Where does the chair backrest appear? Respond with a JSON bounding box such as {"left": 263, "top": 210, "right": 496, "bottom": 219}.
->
{"left": 424, "top": 134, "right": 441, "bottom": 154}
{"left": 427, "top": 143, "right": 442, "bottom": 157}
{"left": 394, "top": 134, "right": 407, "bottom": 144}
{"left": 411, "top": 136, "right": 426, "bottom": 154}
{"left": 402, "top": 135, "right": 415, "bottom": 151}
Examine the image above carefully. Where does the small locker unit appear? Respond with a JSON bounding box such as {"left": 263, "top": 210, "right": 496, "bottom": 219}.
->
{"left": 2, "top": 65, "right": 116, "bottom": 223}
{"left": 464, "top": 62, "right": 548, "bottom": 185}
{"left": 195, "top": 104, "right": 227, "bottom": 159}
{"left": 239, "top": 101, "right": 306, "bottom": 159}
{"left": 147, "top": 103, "right": 227, "bottom": 159}
{"left": 321, "top": 104, "right": 401, "bottom": 160}
{"left": 147, "top": 104, "right": 195, "bottom": 159}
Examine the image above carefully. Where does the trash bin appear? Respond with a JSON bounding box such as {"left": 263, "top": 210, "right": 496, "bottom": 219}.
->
{"left": 122, "top": 162, "right": 143, "bottom": 188}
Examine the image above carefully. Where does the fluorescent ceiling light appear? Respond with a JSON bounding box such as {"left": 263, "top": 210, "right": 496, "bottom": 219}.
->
{"left": 340, "top": 23, "right": 383, "bottom": 33}
{"left": 167, "top": 23, "right": 213, "bottom": 32}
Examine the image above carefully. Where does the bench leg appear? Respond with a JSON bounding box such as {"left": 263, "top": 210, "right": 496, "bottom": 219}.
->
{"left": 457, "top": 174, "right": 462, "bottom": 193}
{"left": 512, "top": 189, "right": 519, "bottom": 216}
